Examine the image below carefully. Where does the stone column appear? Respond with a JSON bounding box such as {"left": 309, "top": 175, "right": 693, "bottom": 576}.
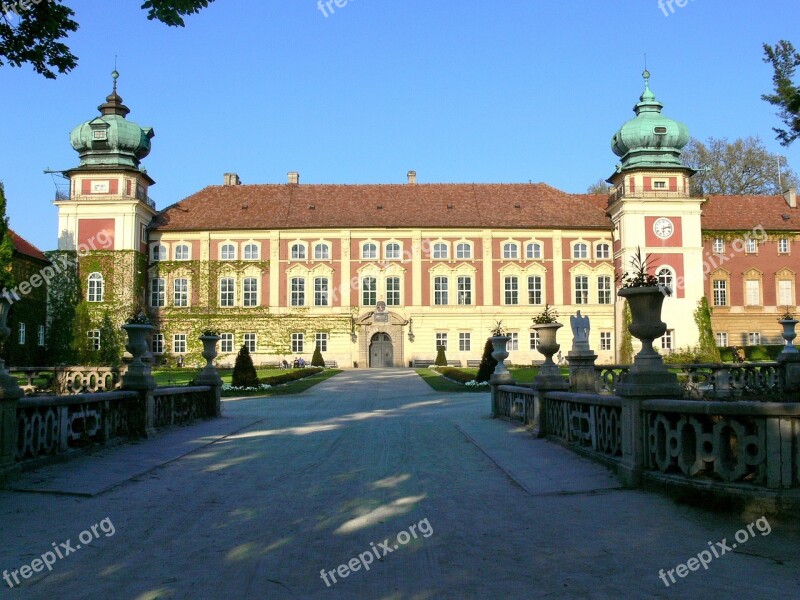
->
{"left": 193, "top": 335, "right": 224, "bottom": 417}
{"left": 0, "top": 300, "right": 22, "bottom": 485}
{"left": 121, "top": 324, "right": 157, "bottom": 437}
{"left": 567, "top": 311, "right": 599, "bottom": 393}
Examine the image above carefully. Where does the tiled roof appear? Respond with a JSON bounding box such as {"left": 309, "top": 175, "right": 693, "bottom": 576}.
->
{"left": 152, "top": 184, "right": 613, "bottom": 232}
{"left": 702, "top": 195, "right": 800, "bottom": 231}
{"left": 9, "top": 229, "right": 49, "bottom": 263}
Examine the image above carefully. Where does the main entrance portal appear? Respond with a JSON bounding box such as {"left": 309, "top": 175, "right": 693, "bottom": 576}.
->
{"left": 369, "top": 333, "right": 394, "bottom": 368}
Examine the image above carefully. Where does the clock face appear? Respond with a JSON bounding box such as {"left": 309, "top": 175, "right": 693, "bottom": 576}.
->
{"left": 653, "top": 217, "right": 674, "bottom": 239}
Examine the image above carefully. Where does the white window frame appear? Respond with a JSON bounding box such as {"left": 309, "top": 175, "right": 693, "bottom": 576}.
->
{"left": 504, "top": 276, "right": 519, "bottom": 305}
{"left": 291, "top": 277, "right": 306, "bottom": 307}
{"left": 220, "top": 333, "right": 234, "bottom": 353}
{"left": 508, "top": 332, "right": 519, "bottom": 351}
{"left": 150, "top": 278, "right": 166, "bottom": 307}
{"left": 173, "top": 278, "right": 189, "bottom": 307}
{"left": 220, "top": 277, "right": 236, "bottom": 307}
{"left": 778, "top": 238, "right": 790, "bottom": 254}
{"left": 600, "top": 331, "right": 612, "bottom": 351}
{"left": 573, "top": 243, "right": 588, "bottom": 259}
{"left": 748, "top": 332, "right": 761, "bottom": 346}
{"left": 778, "top": 279, "right": 794, "bottom": 307}
{"left": 574, "top": 275, "right": 589, "bottom": 305}
{"left": 18, "top": 323, "right": 26, "bottom": 345}
{"left": 502, "top": 242, "right": 519, "bottom": 260}
{"left": 314, "top": 243, "right": 330, "bottom": 260}
{"left": 362, "top": 277, "right": 377, "bottom": 306}
{"left": 661, "top": 329, "right": 674, "bottom": 351}
{"left": 243, "top": 243, "right": 259, "bottom": 260}
{"left": 713, "top": 279, "right": 728, "bottom": 306}
{"left": 385, "top": 242, "right": 401, "bottom": 260}
{"left": 315, "top": 333, "right": 329, "bottom": 352}
{"left": 434, "top": 276, "right": 449, "bottom": 305}
{"left": 152, "top": 333, "right": 165, "bottom": 354}
{"left": 290, "top": 243, "right": 307, "bottom": 261}
{"left": 456, "top": 242, "right": 472, "bottom": 259}
{"left": 435, "top": 332, "right": 448, "bottom": 351}
{"left": 38, "top": 324, "right": 45, "bottom": 347}
{"left": 745, "top": 280, "right": 761, "bottom": 306}
{"left": 529, "top": 331, "right": 540, "bottom": 351}
{"left": 715, "top": 332, "right": 728, "bottom": 348}
{"left": 87, "top": 328, "right": 100, "bottom": 351}
{"left": 595, "top": 243, "right": 611, "bottom": 259}
{"left": 457, "top": 276, "right": 472, "bottom": 305}
{"left": 291, "top": 333, "right": 304, "bottom": 353}
{"left": 220, "top": 243, "right": 237, "bottom": 261}
{"left": 362, "top": 242, "right": 378, "bottom": 260}
{"left": 713, "top": 238, "right": 725, "bottom": 254}
{"left": 745, "top": 238, "right": 757, "bottom": 254}
{"left": 598, "top": 275, "right": 612, "bottom": 305}
{"left": 87, "top": 272, "right": 104, "bottom": 303}
{"left": 243, "top": 277, "right": 258, "bottom": 307}
{"left": 386, "top": 276, "right": 401, "bottom": 306}
{"left": 244, "top": 333, "right": 257, "bottom": 353}
{"left": 173, "top": 334, "right": 187, "bottom": 354}
{"left": 314, "top": 277, "right": 330, "bottom": 307}
{"left": 152, "top": 244, "right": 167, "bottom": 262}
{"left": 527, "top": 275, "right": 542, "bottom": 305}
{"left": 432, "top": 242, "right": 448, "bottom": 260}
{"left": 526, "top": 242, "right": 542, "bottom": 260}
{"left": 458, "top": 332, "right": 471, "bottom": 352}
{"left": 174, "top": 244, "right": 190, "bottom": 261}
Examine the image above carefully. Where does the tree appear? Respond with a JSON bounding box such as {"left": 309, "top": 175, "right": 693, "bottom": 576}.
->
{"left": 311, "top": 344, "right": 325, "bottom": 368}
{"left": 476, "top": 338, "right": 497, "bottom": 383}
{"left": 681, "top": 136, "right": 799, "bottom": 196}
{"left": 71, "top": 301, "right": 95, "bottom": 365}
{"left": 0, "top": 182, "right": 14, "bottom": 293}
{"left": 434, "top": 345, "right": 447, "bottom": 367}
{"left": 46, "top": 250, "right": 80, "bottom": 364}
{"left": 586, "top": 179, "right": 612, "bottom": 195}
{"left": 98, "top": 312, "right": 122, "bottom": 368}
{"left": 762, "top": 40, "right": 800, "bottom": 147}
{"left": 694, "top": 296, "right": 721, "bottom": 363}
{"left": 232, "top": 345, "right": 258, "bottom": 388}
{"left": 0, "top": 1, "right": 215, "bottom": 79}
{"left": 619, "top": 301, "right": 633, "bottom": 365}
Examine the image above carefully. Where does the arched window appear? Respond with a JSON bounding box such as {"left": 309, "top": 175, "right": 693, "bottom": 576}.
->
{"left": 526, "top": 243, "right": 542, "bottom": 259}
{"left": 503, "top": 243, "right": 519, "bottom": 259}
{"left": 291, "top": 243, "right": 306, "bottom": 260}
{"left": 596, "top": 243, "right": 611, "bottom": 259}
{"left": 456, "top": 242, "right": 472, "bottom": 259}
{"left": 87, "top": 273, "right": 104, "bottom": 302}
{"left": 221, "top": 244, "right": 236, "bottom": 260}
{"left": 362, "top": 243, "right": 378, "bottom": 260}
{"left": 174, "top": 244, "right": 190, "bottom": 261}
{"left": 385, "top": 243, "right": 401, "bottom": 260}
{"left": 314, "top": 243, "right": 330, "bottom": 260}
{"left": 152, "top": 245, "right": 167, "bottom": 262}
{"left": 658, "top": 268, "right": 674, "bottom": 293}
{"left": 433, "top": 243, "right": 448, "bottom": 259}
{"left": 573, "top": 243, "right": 588, "bottom": 259}
{"left": 243, "top": 244, "right": 259, "bottom": 260}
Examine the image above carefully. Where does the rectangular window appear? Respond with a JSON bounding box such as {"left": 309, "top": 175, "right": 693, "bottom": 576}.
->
{"left": 713, "top": 238, "right": 724, "bottom": 254}
{"left": 713, "top": 280, "right": 728, "bottom": 306}
{"left": 600, "top": 331, "right": 612, "bottom": 351}
{"left": 457, "top": 276, "right": 472, "bottom": 305}
{"left": 244, "top": 333, "right": 257, "bottom": 353}
{"left": 386, "top": 277, "right": 401, "bottom": 306}
{"left": 459, "top": 332, "right": 471, "bottom": 352}
{"left": 529, "top": 330, "right": 540, "bottom": 351}
{"left": 174, "top": 278, "right": 189, "bottom": 307}
{"left": 504, "top": 276, "right": 519, "bottom": 305}
{"left": 527, "top": 275, "right": 542, "bottom": 305}
{"left": 575, "top": 275, "right": 589, "bottom": 304}
{"left": 653, "top": 180, "right": 667, "bottom": 189}
{"left": 291, "top": 333, "right": 304, "bottom": 353}
{"left": 87, "top": 328, "right": 100, "bottom": 351}
{"left": 17, "top": 323, "right": 25, "bottom": 345}
{"left": 173, "top": 334, "right": 187, "bottom": 354}
{"left": 748, "top": 332, "right": 761, "bottom": 346}
{"left": 243, "top": 277, "right": 258, "bottom": 307}
{"left": 435, "top": 332, "right": 448, "bottom": 351}
{"left": 315, "top": 333, "right": 328, "bottom": 352}
{"left": 746, "top": 238, "right": 757, "bottom": 253}
{"left": 434, "top": 276, "right": 449, "bottom": 305}
{"left": 598, "top": 276, "right": 612, "bottom": 305}
{"left": 779, "top": 238, "right": 790, "bottom": 253}
{"left": 745, "top": 280, "right": 760, "bottom": 306}
{"left": 220, "top": 278, "right": 235, "bottom": 307}
{"left": 508, "top": 332, "right": 519, "bottom": 351}
{"left": 778, "top": 280, "right": 794, "bottom": 306}
{"left": 220, "top": 333, "right": 234, "bottom": 353}
{"left": 291, "top": 277, "right": 305, "bottom": 307}
{"left": 661, "top": 329, "right": 674, "bottom": 351}
{"left": 314, "top": 277, "right": 329, "bottom": 307}
{"left": 150, "top": 278, "right": 165, "bottom": 307}
{"left": 715, "top": 332, "right": 728, "bottom": 347}
{"left": 152, "top": 333, "right": 164, "bottom": 354}
{"left": 38, "top": 325, "right": 45, "bottom": 347}
{"left": 362, "top": 277, "right": 377, "bottom": 306}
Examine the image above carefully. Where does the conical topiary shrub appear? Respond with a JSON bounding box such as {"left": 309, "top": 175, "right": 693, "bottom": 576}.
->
{"left": 311, "top": 344, "right": 326, "bottom": 367}
{"left": 435, "top": 345, "right": 447, "bottom": 366}
{"left": 232, "top": 345, "right": 259, "bottom": 388}
{"left": 476, "top": 338, "right": 498, "bottom": 382}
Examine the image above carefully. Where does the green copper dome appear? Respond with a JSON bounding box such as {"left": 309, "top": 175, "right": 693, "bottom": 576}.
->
{"left": 611, "top": 71, "right": 689, "bottom": 171}
{"left": 70, "top": 72, "right": 154, "bottom": 170}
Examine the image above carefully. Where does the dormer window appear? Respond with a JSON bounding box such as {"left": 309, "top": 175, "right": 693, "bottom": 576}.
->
{"left": 92, "top": 130, "right": 107, "bottom": 140}
{"left": 653, "top": 181, "right": 667, "bottom": 189}
{"left": 654, "top": 126, "right": 668, "bottom": 135}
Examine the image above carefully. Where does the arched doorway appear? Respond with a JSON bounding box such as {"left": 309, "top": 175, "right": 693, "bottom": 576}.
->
{"left": 369, "top": 333, "right": 394, "bottom": 368}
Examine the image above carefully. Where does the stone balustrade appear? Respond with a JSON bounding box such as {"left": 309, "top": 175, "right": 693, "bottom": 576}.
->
{"left": 9, "top": 367, "right": 125, "bottom": 396}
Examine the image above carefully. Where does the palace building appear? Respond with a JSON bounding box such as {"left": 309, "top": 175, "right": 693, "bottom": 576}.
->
{"left": 52, "top": 71, "right": 800, "bottom": 368}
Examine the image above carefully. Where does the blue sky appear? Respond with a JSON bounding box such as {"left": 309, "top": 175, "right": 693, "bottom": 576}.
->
{"left": 1, "top": 0, "right": 798, "bottom": 251}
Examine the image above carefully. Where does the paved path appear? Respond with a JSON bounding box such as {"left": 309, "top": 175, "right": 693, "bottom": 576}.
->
{"left": 0, "top": 369, "right": 797, "bottom": 599}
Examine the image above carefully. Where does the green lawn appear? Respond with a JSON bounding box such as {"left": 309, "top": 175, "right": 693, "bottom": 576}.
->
{"left": 415, "top": 365, "right": 571, "bottom": 392}
{"left": 153, "top": 368, "right": 342, "bottom": 397}
{"left": 153, "top": 368, "right": 286, "bottom": 387}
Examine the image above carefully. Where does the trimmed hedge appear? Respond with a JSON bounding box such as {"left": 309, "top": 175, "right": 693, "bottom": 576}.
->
{"left": 435, "top": 367, "right": 477, "bottom": 384}
{"left": 260, "top": 367, "right": 323, "bottom": 386}
{"left": 719, "top": 345, "right": 784, "bottom": 362}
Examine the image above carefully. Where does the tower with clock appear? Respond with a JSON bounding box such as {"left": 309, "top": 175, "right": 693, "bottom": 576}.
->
{"left": 606, "top": 71, "right": 706, "bottom": 353}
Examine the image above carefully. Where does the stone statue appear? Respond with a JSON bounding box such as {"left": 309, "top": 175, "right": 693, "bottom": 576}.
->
{"left": 570, "top": 311, "right": 590, "bottom": 345}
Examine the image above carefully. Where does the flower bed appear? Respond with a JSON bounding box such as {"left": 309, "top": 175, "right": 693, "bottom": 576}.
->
{"left": 260, "top": 367, "right": 323, "bottom": 386}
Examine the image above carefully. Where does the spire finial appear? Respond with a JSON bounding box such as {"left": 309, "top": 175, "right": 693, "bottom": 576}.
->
{"left": 111, "top": 68, "right": 119, "bottom": 93}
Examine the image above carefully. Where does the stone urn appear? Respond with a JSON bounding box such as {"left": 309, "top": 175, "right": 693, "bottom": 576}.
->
{"left": 489, "top": 335, "right": 513, "bottom": 383}
{"left": 778, "top": 318, "right": 799, "bottom": 355}
{"left": 121, "top": 323, "right": 155, "bottom": 389}
{"left": 617, "top": 286, "right": 681, "bottom": 397}
{"left": 195, "top": 334, "right": 223, "bottom": 387}
{"left": 531, "top": 323, "right": 568, "bottom": 388}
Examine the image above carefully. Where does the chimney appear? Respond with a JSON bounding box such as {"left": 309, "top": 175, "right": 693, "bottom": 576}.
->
{"left": 288, "top": 172, "right": 300, "bottom": 185}
{"left": 784, "top": 187, "right": 797, "bottom": 208}
{"left": 407, "top": 170, "right": 417, "bottom": 185}
{"left": 223, "top": 173, "right": 241, "bottom": 186}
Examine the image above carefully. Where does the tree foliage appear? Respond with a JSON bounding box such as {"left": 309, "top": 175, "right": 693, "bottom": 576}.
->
{"left": 434, "top": 345, "right": 447, "bottom": 367}
{"left": 0, "top": 182, "right": 15, "bottom": 292}
{"left": 476, "top": 338, "right": 498, "bottom": 383}
{"left": 681, "top": 136, "right": 798, "bottom": 196}
{"left": 98, "top": 312, "right": 122, "bottom": 368}
{"left": 45, "top": 251, "right": 80, "bottom": 364}
{"left": 71, "top": 300, "right": 95, "bottom": 365}
{"left": 694, "top": 296, "right": 721, "bottom": 363}
{"left": 586, "top": 179, "right": 612, "bottom": 195}
{"left": 311, "top": 344, "right": 325, "bottom": 367}
{"left": 232, "top": 345, "right": 258, "bottom": 388}
{"left": 0, "top": 0, "right": 215, "bottom": 79}
{"left": 762, "top": 40, "right": 800, "bottom": 147}
{"left": 619, "top": 301, "right": 633, "bottom": 365}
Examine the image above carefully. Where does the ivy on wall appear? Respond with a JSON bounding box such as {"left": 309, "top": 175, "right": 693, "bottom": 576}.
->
{"left": 619, "top": 300, "right": 633, "bottom": 364}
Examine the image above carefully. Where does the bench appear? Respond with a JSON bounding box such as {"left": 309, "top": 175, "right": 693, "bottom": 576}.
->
{"left": 326, "top": 360, "right": 338, "bottom": 368}
{"left": 466, "top": 359, "right": 483, "bottom": 368}
{"left": 446, "top": 359, "right": 463, "bottom": 367}
{"left": 413, "top": 359, "right": 435, "bottom": 368}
